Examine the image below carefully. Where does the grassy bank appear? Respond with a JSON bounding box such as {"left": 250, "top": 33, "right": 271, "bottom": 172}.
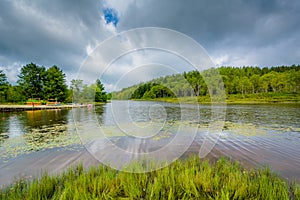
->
{"left": 1, "top": 156, "right": 299, "bottom": 199}
{"left": 143, "top": 92, "right": 300, "bottom": 104}
{"left": 226, "top": 93, "right": 300, "bottom": 104}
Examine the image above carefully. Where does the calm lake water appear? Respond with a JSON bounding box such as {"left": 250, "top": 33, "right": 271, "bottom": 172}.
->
{"left": 0, "top": 101, "right": 300, "bottom": 185}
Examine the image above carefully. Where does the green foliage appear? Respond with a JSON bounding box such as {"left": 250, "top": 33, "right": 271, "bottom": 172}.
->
{"left": 69, "top": 79, "right": 107, "bottom": 103}
{"left": 70, "top": 79, "right": 84, "bottom": 103}
{"left": 113, "top": 65, "right": 300, "bottom": 102}
{"left": 106, "top": 93, "right": 112, "bottom": 100}
{"left": 0, "top": 70, "right": 9, "bottom": 102}
{"left": 131, "top": 82, "right": 157, "bottom": 99}
{"left": 64, "top": 88, "right": 73, "bottom": 103}
{"left": 17, "top": 63, "right": 46, "bottom": 99}
{"left": 0, "top": 156, "right": 298, "bottom": 199}
{"left": 43, "top": 65, "right": 67, "bottom": 102}
{"left": 149, "top": 85, "right": 175, "bottom": 98}
{"left": 218, "top": 66, "right": 300, "bottom": 94}
{"left": 17, "top": 63, "right": 68, "bottom": 102}
{"left": 0, "top": 64, "right": 108, "bottom": 104}
{"left": 5, "top": 85, "right": 26, "bottom": 103}
{"left": 26, "top": 99, "right": 41, "bottom": 103}
{"left": 131, "top": 83, "right": 175, "bottom": 99}
{"left": 95, "top": 79, "right": 107, "bottom": 102}
{"left": 1, "top": 64, "right": 299, "bottom": 103}
{"left": 112, "top": 85, "right": 138, "bottom": 99}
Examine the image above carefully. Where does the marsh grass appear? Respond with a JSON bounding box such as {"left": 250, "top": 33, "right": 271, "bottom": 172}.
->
{"left": 1, "top": 156, "right": 299, "bottom": 199}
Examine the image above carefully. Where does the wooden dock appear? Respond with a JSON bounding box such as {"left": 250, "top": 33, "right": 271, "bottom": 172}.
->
{"left": 0, "top": 105, "right": 86, "bottom": 112}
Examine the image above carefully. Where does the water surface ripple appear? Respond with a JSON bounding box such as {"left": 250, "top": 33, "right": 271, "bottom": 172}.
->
{"left": 0, "top": 101, "right": 299, "bottom": 186}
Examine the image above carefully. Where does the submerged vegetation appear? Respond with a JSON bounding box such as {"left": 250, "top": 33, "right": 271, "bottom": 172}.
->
{"left": 113, "top": 65, "right": 300, "bottom": 103}
{"left": 0, "top": 123, "right": 81, "bottom": 159}
{"left": 0, "top": 156, "right": 299, "bottom": 199}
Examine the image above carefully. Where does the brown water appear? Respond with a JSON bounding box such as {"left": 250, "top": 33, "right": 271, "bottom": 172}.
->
{"left": 0, "top": 101, "right": 299, "bottom": 186}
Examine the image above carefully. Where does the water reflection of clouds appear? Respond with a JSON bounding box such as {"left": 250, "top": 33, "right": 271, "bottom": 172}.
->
{"left": 8, "top": 115, "right": 24, "bottom": 138}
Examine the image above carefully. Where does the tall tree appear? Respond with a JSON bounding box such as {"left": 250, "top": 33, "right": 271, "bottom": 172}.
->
{"left": 82, "top": 84, "right": 95, "bottom": 102}
{"left": 0, "top": 70, "right": 9, "bottom": 102}
{"left": 184, "top": 70, "right": 202, "bottom": 96}
{"left": 17, "top": 63, "right": 46, "bottom": 99}
{"left": 43, "top": 65, "right": 67, "bottom": 102}
{"left": 95, "top": 79, "right": 107, "bottom": 102}
{"left": 70, "top": 79, "right": 84, "bottom": 103}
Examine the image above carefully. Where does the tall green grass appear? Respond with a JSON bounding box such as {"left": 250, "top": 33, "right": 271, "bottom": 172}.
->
{"left": 1, "top": 156, "right": 299, "bottom": 199}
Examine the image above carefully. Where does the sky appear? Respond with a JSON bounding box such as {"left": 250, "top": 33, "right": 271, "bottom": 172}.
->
{"left": 0, "top": 0, "right": 299, "bottom": 91}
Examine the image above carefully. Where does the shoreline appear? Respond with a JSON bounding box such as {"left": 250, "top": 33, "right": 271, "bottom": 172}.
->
{"left": 0, "top": 104, "right": 86, "bottom": 112}
{"left": 128, "top": 94, "right": 300, "bottom": 105}
{"left": 129, "top": 98, "right": 300, "bottom": 105}
{"left": 121, "top": 92, "right": 300, "bottom": 105}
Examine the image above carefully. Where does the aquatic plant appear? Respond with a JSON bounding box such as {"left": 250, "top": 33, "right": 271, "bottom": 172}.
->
{"left": 1, "top": 156, "right": 299, "bottom": 199}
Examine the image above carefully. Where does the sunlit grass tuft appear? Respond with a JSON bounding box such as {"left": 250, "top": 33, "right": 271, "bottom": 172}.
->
{"left": 1, "top": 156, "right": 299, "bottom": 199}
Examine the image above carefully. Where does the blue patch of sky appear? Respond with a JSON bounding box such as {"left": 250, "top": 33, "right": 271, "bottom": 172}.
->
{"left": 103, "top": 8, "right": 119, "bottom": 27}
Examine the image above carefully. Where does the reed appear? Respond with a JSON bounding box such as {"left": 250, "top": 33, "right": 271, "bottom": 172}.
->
{"left": 1, "top": 156, "right": 299, "bottom": 200}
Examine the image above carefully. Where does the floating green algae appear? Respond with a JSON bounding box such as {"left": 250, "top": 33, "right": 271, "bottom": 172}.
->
{"left": 0, "top": 124, "right": 81, "bottom": 159}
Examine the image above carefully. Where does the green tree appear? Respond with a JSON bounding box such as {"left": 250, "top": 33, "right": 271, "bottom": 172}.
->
{"left": 270, "top": 72, "right": 286, "bottom": 93}
{"left": 82, "top": 84, "right": 95, "bottom": 102}
{"left": 142, "top": 90, "right": 156, "bottom": 99}
{"left": 70, "top": 79, "right": 84, "bottom": 103}
{"left": 131, "top": 83, "right": 156, "bottom": 99}
{"left": 112, "top": 65, "right": 300, "bottom": 100}
{"left": 236, "top": 76, "right": 253, "bottom": 94}
{"left": 284, "top": 70, "right": 299, "bottom": 93}
{"left": 95, "top": 79, "right": 107, "bottom": 102}
{"left": 17, "top": 63, "right": 46, "bottom": 99}
{"left": 259, "top": 74, "right": 271, "bottom": 93}
{"left": 202, "top": 68, "right": 224, "bottom": 96}
{"left": 250, "top": 74, "right": 260, "bottom": 93}
{"left": 150, "top": 85, "right": 175, "bottom": 98}
{"left": 6, "top": 85, "right": 26, "bottom": 103}
{"left": 184, "top": 71, "right": 203, "bottom": 96}
{"left": 43, "top": 65, "right": 67, "bottom": 102}
{"left": 0, "top": 70, "right": 9, "bottom": 102}
{"left": 65, "top": 88, "right": 73, "bottom": 103}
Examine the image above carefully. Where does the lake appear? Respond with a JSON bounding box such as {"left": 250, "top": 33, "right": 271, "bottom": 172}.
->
{"left": 0, "top": 101, "right": 300, "bottom": 186}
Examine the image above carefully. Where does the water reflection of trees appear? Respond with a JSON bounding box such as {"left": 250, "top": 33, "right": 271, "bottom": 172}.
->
{"left": 0, "top": 113, "right": 10, "bottom": 143}
{"left": 73, "top": 104, "right": 105, "bottom": 124}
{"left": 25, "top": 109, "right": 69, "bottom": 128}
{"left": 23, "top": 109, "right": 70, "bottom": 146}
{"left": 95, "top": 104, "right": 105, "bottom": 125}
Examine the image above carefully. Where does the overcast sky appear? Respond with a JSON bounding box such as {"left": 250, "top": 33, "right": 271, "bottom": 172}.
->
{"left": 0, "top": 0, "right": 299, "bottom": 91}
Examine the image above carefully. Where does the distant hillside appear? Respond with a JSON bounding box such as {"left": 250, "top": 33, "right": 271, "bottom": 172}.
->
{"left": 112, "top": 65, "right": 300, "bottom": 102}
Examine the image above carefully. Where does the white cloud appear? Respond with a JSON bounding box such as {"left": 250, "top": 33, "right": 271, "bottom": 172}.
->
{"left": 212, "top": 54, "right": 230, "bottom": 67}
{"left": 0, "top": 62, "right": 23, "bottom": 83}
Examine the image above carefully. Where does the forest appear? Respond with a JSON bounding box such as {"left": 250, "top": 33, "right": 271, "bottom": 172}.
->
{"left": 112, "top": 65, "right": 300, "bottom": 102}
{"left": 0, "top": 63, "right": 108, "bottom": 104}
{"left": 1, "top": 64, "right": 299, "bottom": 104}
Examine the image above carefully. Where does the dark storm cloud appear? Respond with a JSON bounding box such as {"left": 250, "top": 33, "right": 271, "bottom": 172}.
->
{"left": 0, "top": 0, "right": 112, "bottom": 83}
{"left": 0, "top": 0, "right": 299, "bottom": 85}
{"left": 117, "top": 0, "right": 300, "bottom": 66}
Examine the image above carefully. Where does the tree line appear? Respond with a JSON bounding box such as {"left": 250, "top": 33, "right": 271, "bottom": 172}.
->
{"left": 0, "top": 63, "right": 108, "bottom": 103}
{"left": 112, "top": 65, "right": 300, "bottom": 99}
